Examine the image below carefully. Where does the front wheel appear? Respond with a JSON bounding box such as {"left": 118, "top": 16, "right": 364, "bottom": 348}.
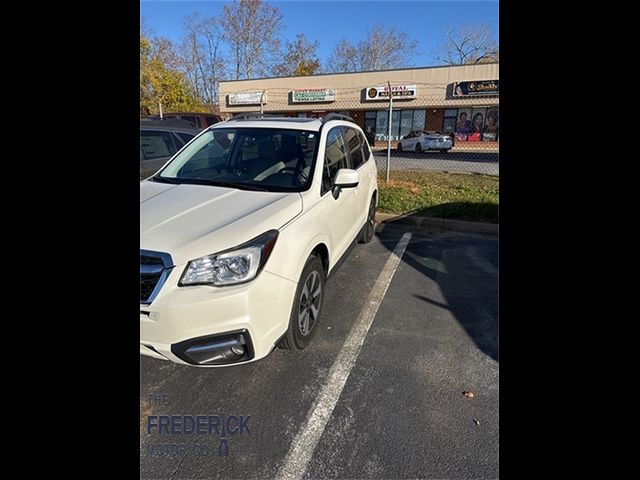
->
{"left": 397, "top": 142, "right": 403, "bottom": 152}
{"left": 415, "top": 143, "right": 422, "bottom": 153}
{"left": 358, "top": 196, "right": 377, "bottom": 244}
{"left": 280, "top": 254, "right": 325, "bottom": 350}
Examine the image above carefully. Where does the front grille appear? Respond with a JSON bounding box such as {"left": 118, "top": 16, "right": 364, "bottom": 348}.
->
{"left": 140, "top": 272, "right": 162, "bottom": 302}
{"left": 140, "top": 250, "right": 173, "bottom": 304}
{"left": 141, "top": 255, "right": 164, "bottom": 266}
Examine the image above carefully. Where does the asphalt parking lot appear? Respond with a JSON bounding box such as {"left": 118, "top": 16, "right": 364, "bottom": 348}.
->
{"left": 373, "top": 150, "right": 499, "bottom": 175}
{"left": 140, "top": 221, "right": 499, "bottom": 479}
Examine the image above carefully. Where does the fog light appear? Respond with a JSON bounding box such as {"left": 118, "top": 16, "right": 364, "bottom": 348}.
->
{"left": 172, "top": 331, "right": 253, "bottom": 366}
{"left": 231, "top": 344, "right": 245, "bottom": 356}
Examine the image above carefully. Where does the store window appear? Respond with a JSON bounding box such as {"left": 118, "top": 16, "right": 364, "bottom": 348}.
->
{"left": 443, "top": 109, "right": 458, "bottom": 134}
{"left": 375, "top": 111, "right": 388, "bottom": 142}
{"left": 399, "top": 110, "right": 413, "bottom": 139}
{"left": 413, "top": 110, "right": 426, "bottom": 131}
{"left": 370, "top": 109, "right": 427, "bottom": 141}
{"left": 364, "top": 111, "right": 376, "bottom": 144}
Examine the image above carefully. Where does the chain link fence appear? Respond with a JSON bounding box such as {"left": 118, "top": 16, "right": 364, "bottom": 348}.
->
{"left": 365, "top": 96, "right": 499, "bottom": 181}
{"left": 218, "top": 84, "right": 499, "bottom": 181}
{"left": 141, "top": 80, "right": 499, "bottom": 222}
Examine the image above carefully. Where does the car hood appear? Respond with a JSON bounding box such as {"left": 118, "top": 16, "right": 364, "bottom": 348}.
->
{"left": 140, "top": 181, "right": 303, "bottom": 265}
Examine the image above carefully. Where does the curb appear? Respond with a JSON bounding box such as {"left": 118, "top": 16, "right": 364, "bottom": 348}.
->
{"left": 375, "top": 212, "right": 499, "bottom": 234}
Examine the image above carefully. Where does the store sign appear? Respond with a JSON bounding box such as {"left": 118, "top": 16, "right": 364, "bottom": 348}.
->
{"left": 365, "top": 84, "right": 417, "bottom": 101}
{"left": 228, "top": 91, "right": 266, "bottom": 105}
{"left": 452, "top": 80, "right": 499, "bottom": 97}
{"left": 291, "top": 88, "right": 336, "bottom": 103}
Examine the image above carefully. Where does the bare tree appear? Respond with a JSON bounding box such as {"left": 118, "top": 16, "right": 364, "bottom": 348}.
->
{"left": 359, "top": 25, "right": 417, "bottom": 71}
{"left": 325, "top": 25, "right": 417, "bottom": 73}
{"left": 325, "top": 39, "right": 360, "bottom": 73}
{"left": 220, "top": 0, "right": 284, "bottom": 79}
{"left": 180, "top": 13, "right": 226, "bottom": 105}
{"left": 274, "top": 33, "right": 320, "bottom": 77}
{"left": 435, "top": 24, "right": 499, "bottom": 65}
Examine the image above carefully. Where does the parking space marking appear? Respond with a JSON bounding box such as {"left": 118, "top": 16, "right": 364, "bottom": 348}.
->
{"left": 276, "top": 232, "right": 412, "bottom": 480}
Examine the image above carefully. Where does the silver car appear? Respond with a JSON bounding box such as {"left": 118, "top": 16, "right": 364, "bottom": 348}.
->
{"left": 397, "top": 130, "right": 453, "bottom": 153}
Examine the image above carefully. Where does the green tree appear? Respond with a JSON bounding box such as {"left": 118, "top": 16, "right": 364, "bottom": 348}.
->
{"left": 275, "top": 33, "right": 320, "bottom": 77}
{"left": 140, "top": 31, "right": 203, "bottom": 116}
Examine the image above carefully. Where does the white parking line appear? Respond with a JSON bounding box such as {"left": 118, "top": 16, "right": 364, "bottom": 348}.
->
{"left": 276, "top": 232, "right": 412, "bottom": 480}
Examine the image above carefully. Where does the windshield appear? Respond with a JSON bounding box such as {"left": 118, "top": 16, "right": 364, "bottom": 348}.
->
{"left": 154, "top": 127, "right": 319, "bottom": 192}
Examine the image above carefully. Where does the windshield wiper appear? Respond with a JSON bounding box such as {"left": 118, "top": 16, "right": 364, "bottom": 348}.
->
{"left": 151, "top": 176, "right": 273, "bottom": 191}
{"left": 207, "top": 181, "right": 271, "bottom": 191}
{"left": 150, "top": 176, "right": 182, "bottom": 184}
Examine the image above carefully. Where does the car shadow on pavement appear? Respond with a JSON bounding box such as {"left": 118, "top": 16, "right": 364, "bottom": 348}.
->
{"left": 375, "top": 220, "right": 499, "bottom": 362}
{"left": 414, "top": 202, "right": 499, "bottom": 224}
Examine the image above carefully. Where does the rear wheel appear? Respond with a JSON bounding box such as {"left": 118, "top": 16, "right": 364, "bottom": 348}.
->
{"left": 358, "top": 196, "right": 377, "bottom": 244}
{"left": 415, "top": 143, "right": 422, "bottom": 153}
{"left": 440, "top": 149, "right": 449, "bottom": 153}
{"left": 280, "top": 254, "right": 325, "bottom": 350}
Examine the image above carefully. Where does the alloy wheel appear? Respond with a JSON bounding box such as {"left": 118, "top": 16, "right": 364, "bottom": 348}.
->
{"left": 298, "top": 271, "right": 321, "bottom": 336}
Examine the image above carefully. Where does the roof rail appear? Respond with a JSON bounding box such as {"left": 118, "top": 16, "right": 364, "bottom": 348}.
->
{"left": 230, "top": 112, "right": 278, "bottom": 120}
{"left": 321, "top": 113, "right": 354, "bottom": 123}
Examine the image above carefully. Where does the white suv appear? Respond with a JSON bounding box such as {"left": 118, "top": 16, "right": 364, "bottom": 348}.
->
{"left": 140, "top": 114, "right": 378, "bottom": 367}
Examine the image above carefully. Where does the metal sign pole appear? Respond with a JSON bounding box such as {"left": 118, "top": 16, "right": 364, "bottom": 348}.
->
{"left": 260, "top": 90, "right": 265, "bottom": 115}
{"left": 386, "top": 81, "right": 393, "bottom": 183}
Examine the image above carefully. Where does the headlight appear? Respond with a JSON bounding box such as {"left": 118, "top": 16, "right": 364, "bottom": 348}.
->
{"left": 179, "top": 230, "right": 279, "bottom": 286}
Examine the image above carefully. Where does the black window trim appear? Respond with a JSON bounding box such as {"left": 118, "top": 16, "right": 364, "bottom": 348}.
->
{"left": 342, "top": 125, "right": 369, "bottom": 171}
{"left": 358, "top": 129, "right": 371, "bottom": 166}
{"left": 320, "top": 125, "right": 350, "bottom": 196}
{"left": 319, "top": 124, "right": 371, "bottom": 197}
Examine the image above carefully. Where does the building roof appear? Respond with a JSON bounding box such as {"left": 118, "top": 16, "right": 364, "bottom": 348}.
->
{"left": 219, "top": 62, "right": 499, "bottom": 84}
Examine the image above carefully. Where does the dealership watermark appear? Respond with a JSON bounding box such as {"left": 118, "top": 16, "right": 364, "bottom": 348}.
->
{"left": 143, "top": 394, "right": 251, "bottom": 458}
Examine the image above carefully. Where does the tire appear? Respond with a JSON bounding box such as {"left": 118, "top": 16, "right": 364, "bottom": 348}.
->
{"left": 279, "top": 254, "right": 326, "bottom": 350}
{"left": 440, "top": 149, "right": 449, "bottom": 153}
{"left": 415, "top": 143, "right": 422, "bottom": 153}
{"left": 397, "top": 142, "right": 403, "bottom": 152}
{"left": 358, "top": 196, "right": 376, "bottom": 244}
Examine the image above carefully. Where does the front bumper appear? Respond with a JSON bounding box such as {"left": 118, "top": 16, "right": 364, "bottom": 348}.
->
{"left": 140, "top": 266, "right": 297, "bottom": 367}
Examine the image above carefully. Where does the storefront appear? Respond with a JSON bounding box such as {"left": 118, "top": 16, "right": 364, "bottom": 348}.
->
{"left": 219, "top": 63, "right": 499, "bottom": 146}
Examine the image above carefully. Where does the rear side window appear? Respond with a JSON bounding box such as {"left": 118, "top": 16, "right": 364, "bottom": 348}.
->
{"left": 341, "top": 126, "right": 365, "bottom": 170}
{"left": 205, "top": 115, "right": 220, "bottom": 126}
{"left": 322, "top": 127, "right": 349, "bottom": 194}
{"left": 359, "top": 131, "right": 371, "bottom": 160}
{"left": 172, "top": 115, "right": 199, "bottom": 128}
{"left": 176, "top": 132, "right": 195, "bottom": 144}
{"left": 140, "top": 130, "right": 179, "bottom": 160}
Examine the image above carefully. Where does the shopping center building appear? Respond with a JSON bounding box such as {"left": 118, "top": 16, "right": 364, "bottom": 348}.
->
{"left": 218, "top": 62, "right": 499, "bottom": 146}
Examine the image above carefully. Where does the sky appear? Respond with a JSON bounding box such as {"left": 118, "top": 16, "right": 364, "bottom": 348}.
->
{"left": 140, "top": 0, "right": 499, "bottom": 68}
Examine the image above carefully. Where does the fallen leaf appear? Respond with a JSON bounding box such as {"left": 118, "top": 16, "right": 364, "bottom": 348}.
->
{"left": 474, "top": 419, "right": 480, "bottom": 426}
{"left": 463, "top": 390, "right": 475, "bottom": 398}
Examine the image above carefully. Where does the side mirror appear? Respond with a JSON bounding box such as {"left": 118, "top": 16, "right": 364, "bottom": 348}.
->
{"left": 332, "top": 168, "right": 359, "bottom": 199}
